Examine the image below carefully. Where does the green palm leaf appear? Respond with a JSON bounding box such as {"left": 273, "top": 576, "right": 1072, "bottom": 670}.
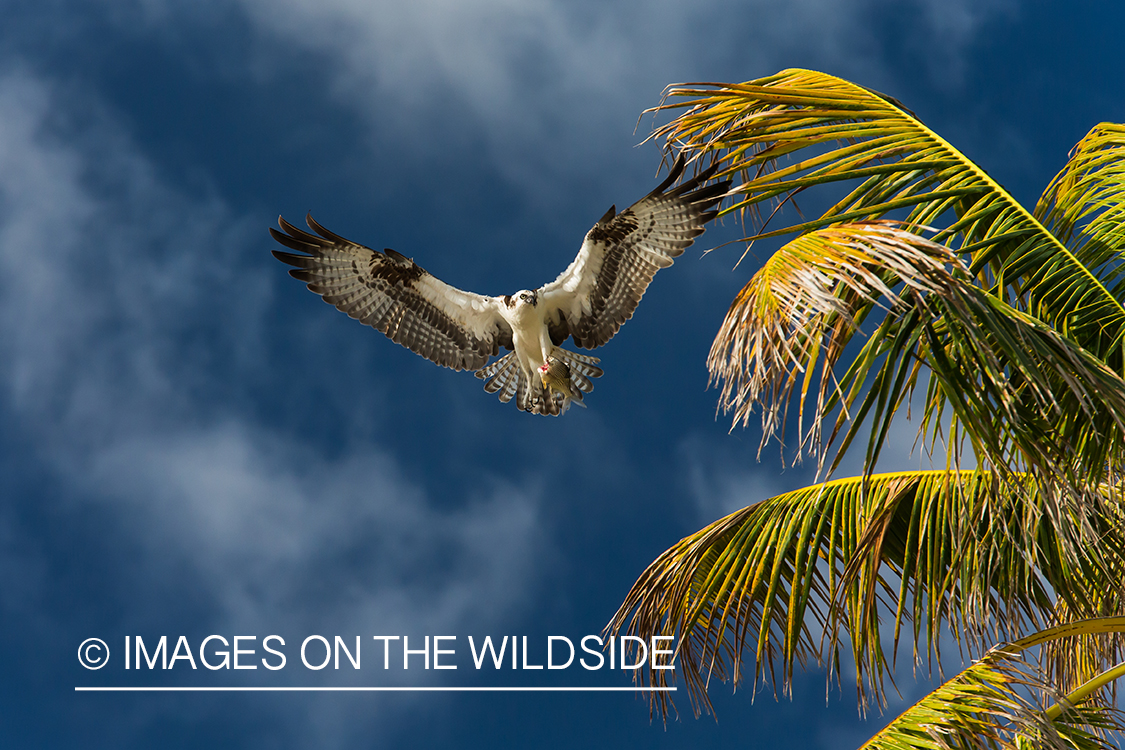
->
{"left": 860, "top": 619, "right": 1125, "bottom": 750}
{"left": 655, "top": 70, "right": 1124, "bottom": 344}
{"left": 1036, "top": 123, "right": 1125, "bottom": 266}
{"left": 607, "top": 471, "right": 1122, "bottom": 716}
{"left": 613, "top": 68, "right": 1125, "bottom": 728}
{"left": 651, "top": 70, "right": 1125, "bottom": 495}
{"left": 1045, "top": 578, "right": 1125, "bottom": 706}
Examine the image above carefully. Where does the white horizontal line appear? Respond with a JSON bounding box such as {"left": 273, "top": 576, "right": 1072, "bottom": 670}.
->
{"left": 75, "top": 686, "right": 676, "bottom": 692}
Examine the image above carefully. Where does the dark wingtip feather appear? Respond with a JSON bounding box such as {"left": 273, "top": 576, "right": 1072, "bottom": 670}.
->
{"left": 269, "top": 227, "right": 318, "bottom": 254}
{"left": 650, "top": 154, "right": 731, "bottom": 206}
{"left": 384, "top": 248, "right": 411, "bottom": 263}
{"left": 650, "top": 154, "right": 686, "bottom": 196}
{"left": 669, "top": 162, "right": 727, "bottom": 199}
{"left": 690, "top": 181, "right": 732, "bottom": 209}
{"left": 271, "top": 248, "right": 315, "bottom": 267}
{"left": 695, "top": 160, "right": 722, "bottom": 183}
{"left": 273, "top": 215, "right": 331, "bottom": 250}
{"left": 277, "top": 215, "right": 305, "bottom": 237}
{"left": 305, "top": 213, "right": 352, "bottom": 245}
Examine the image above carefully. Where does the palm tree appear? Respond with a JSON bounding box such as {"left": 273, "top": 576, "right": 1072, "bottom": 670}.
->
{"left": 607, "top": 69, "right": 1125, "bottom": 746}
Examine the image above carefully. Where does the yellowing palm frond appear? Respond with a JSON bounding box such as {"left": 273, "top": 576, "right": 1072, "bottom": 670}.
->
{"left": 709, "top": 221, "right": 963, "bottom": 456}
{"left": 712, "top": 222, "right": 1125, "bottom": 512}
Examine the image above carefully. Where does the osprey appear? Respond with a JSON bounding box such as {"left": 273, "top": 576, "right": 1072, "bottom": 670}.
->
{"left": 270, "top": 157, "right": 729, "bottom": 415}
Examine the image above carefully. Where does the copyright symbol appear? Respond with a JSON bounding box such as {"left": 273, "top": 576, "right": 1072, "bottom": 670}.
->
{"left": 78, "top": 638, "right": 109, "bottom": 670}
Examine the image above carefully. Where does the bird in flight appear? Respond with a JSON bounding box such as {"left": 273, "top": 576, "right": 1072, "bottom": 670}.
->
{"left": 270, "top": 156, "right": 729, "bottom": 415}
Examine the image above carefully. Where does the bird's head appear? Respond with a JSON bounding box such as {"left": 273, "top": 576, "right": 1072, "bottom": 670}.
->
{"left": 511, "top": 289, "right": 538, "bottom": 308}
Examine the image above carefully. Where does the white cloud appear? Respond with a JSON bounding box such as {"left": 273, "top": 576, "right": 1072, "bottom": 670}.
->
{"left": 227, "top": 0, "right": 1008, "bottom": 110}
{"left": 0, "top": 68, "right": 257, "bottom": 434}
{"left": 0, "top": 65, "right": 544, "bottom": 686}
{"left": 89, "top": 423, "right": 541, "bottom": 642}
{"left": 174, "top": 0, "right": 1016, "bottom": 194}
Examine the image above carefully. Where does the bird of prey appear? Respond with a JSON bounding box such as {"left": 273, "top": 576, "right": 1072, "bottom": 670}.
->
{"left": 270, "top": 156, "right": 729, "bottom": 415}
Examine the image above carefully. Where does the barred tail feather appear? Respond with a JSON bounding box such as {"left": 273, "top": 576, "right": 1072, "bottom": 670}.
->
{"left": 551, "top": 347, "right": 603, "bottom": 395}
{"left": 473, "top": 347, "right": 604, "bottom": 416}
{"left": 476, "top": 352, "right": 520, "bottom": 403}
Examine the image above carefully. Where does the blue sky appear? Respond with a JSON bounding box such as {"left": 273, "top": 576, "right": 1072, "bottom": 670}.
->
{"left": 3, "top": 1, "right": 1123, "bottom": 747}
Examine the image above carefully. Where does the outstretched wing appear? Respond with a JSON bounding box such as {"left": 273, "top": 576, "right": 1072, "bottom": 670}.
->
{"left": 271, "top": 215, "right": 512, "bottom": 371}
{"left": 538, "top": 156, "right": 730, "bottom": 349}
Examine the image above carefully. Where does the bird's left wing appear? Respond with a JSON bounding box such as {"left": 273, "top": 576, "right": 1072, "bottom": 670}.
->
{"left": 271, "top": 215, "right": 511, "bottom": 371}
{"left": 538, "top": 157, "right": 730, "bottom": 349}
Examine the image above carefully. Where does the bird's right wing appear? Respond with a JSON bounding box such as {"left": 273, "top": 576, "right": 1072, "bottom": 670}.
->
{"left": 538, "top": 157, "right": 730, "bottom": 349}
{"left": 271, "top": 215, "right": 512, "bottom": 371}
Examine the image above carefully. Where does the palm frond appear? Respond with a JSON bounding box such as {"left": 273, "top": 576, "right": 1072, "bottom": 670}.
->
{"left": 710, "top": 222, "right": 1125, "bottom": 508}
{"left": 607, "top": 471, "right": 1124, "bottom": 718}
{"left": 860, "top": 647, "right": 1118, "bottom": 750}
{"left": 862, "top": 619, "right": 1125, "bottom": 750}
{"left": 653, "top": 70, "right": 1125, "bottom": 492}
{"left": 1036, "top": 123, "right": 1125, "bottom": 269}
{"left": 655, "top": 71, "right": 1125, "bottom": 352}
{"left": 1046, "top": 574, "right": 1125, "bottom": 707}
{"left": 709, "top": 221, "right": 961, "bottom": 457}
